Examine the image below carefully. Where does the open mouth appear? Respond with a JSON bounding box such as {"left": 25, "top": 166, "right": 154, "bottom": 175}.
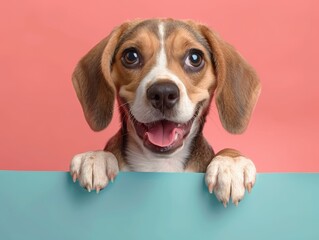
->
{"left": 133, "top": 118, "right": 194, "bottom": 153}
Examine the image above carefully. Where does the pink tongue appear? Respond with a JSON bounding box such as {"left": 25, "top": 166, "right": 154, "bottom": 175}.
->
{"left": 146, "top": 121, "right": 183, "bottom": 147}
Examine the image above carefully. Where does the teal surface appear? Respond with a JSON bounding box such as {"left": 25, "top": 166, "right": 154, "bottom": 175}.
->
{"left": 0, "top": 171, "right": 318, "bottom": 240}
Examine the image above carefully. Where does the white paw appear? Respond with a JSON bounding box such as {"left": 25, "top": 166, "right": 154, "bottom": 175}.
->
{"left": 70, "top": 151, "right": 119, "bottom": 193}
{"left": 205, "top": 155, "right": 256, "bottom": 207}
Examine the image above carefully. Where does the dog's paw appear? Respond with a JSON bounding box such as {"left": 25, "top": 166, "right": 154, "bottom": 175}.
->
{"left": 70, "top": 151, "right": 119, "bottom": 193}
{"left": 205, "top": 155, "right": 256, "bottom": 207}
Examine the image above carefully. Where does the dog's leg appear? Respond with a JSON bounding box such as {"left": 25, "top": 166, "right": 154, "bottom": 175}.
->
{"left": 70, "top": 151, "right": 119, "bottom": 193}
{"left": 205, "top": 149, "right": 256, "bottom": 207}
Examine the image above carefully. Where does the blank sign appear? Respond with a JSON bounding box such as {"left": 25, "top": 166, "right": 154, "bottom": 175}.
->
{"left": 0, "top": 171, "right": 318, "bottom": 239}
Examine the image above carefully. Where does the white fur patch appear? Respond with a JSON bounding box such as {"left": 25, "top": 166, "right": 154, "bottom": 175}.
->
{"left": 205, "top": 155, "right": 256, "bottom": 207}
{"left": 130, "top": 21, "right": 197, "bottom": 124}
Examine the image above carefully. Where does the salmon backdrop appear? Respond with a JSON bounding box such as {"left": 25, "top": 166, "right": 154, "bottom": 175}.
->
{"left": 1, "top": 0, "right": 318, "bottom": 172}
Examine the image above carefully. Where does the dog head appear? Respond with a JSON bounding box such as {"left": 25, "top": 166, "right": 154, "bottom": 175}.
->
{"left": 72, "top": 19, "right": 261, "bottom": 154}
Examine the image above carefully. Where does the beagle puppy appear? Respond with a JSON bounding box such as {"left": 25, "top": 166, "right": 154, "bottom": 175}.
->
{"left": 70, "top": 19, "right": 261, "bottom": 207}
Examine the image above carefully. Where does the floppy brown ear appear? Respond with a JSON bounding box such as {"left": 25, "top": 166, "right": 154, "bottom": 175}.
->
{"left": 72, "top": 25, "right": 128, "bottom": 131}
{"left": 200, "top": 26, "right": 261, "bottom": 134}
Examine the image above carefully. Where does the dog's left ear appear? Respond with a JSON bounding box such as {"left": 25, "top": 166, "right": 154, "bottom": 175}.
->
{"left": 200, "top": 25, "right": 261, "bottom": 134}
{"left": 72, "top": 24, "right": 130, "bottom": 131}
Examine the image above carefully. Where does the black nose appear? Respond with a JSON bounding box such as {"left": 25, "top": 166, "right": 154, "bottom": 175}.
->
{"left": 147, "top": 82, "right": 180, "bottom": 111}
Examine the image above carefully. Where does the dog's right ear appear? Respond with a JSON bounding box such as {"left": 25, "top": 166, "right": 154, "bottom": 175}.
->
{"left": 72, "top": 24, "right": 129, "bottom": 131}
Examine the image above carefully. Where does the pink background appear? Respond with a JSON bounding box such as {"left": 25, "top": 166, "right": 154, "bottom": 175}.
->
{"left": 1, "top": 0, "right": 318, "bottom": 172}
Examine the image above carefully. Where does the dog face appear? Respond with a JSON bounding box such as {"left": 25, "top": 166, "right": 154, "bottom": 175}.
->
{"left": 111, "top": 20, "right": 216, "bottom": 153}
{"left": 73, "top": 19, "right": 260, "bottom": 154}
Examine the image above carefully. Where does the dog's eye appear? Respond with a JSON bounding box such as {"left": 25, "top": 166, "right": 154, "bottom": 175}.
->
{"left": 184, "top": 49, "right": 204, "bottom": 72}
{"left": 122, "top": 48, "right": 141, "bottom": 68}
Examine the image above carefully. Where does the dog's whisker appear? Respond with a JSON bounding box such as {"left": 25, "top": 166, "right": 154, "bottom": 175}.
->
{"left": 118, "top": 101, "right": 133, "bottom": 109}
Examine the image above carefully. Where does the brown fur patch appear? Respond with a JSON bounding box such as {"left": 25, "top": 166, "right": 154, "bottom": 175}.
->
{"left": 104, "top": 129, "right": 127, "bottom": 169}
{"left": 215, "top": 148, "right": 242, "bottom": 158}
{"left": 111, "top": 26, "right": 160, "bottom": 103}
{"left": 164, "top": 27, "right": 216, "bottom": 104}
{"left": 184, "top": 133, "right": 215, "bottom": 172}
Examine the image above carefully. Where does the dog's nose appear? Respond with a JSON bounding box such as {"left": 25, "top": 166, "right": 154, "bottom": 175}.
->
{"left": 147, "top": 82, "right": 180, "bottom": 110}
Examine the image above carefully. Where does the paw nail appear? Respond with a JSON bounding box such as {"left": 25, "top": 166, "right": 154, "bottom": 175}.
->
{"left": 247, "top": 183, "right": 252, "bottom": 193}
{"left": 208, "top": 183, "right": 214, "bottom": 194}
{"left": 86, "top": 186, "right": 91, "bottom": 192}
{"left": 96, "top": 187, "right": 100, "bottom": 194}
{"left": 109, "top": 173, "right": 116, "bottom": 183}
{"left": 223, "top": 201, "right": 228, "bottom": 208}
{"left": 72, "top": 173, "right": 77, "bottom": 183}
